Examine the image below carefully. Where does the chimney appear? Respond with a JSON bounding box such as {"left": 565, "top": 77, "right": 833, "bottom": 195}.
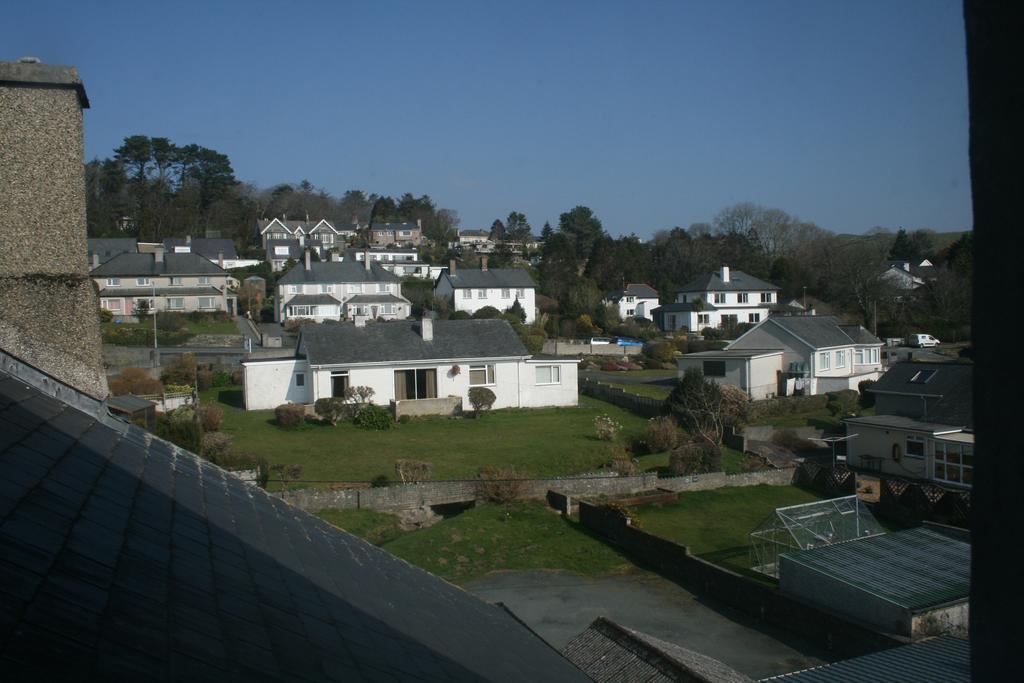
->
{"left": 417, "top": 218, "right": 423, "bottom": 230}
{"left": 154, "top": 249, "right": 163, "bottom": 264}
{"left": 304, "top": 249, "right": 311, "bottom": 271}
{"left": 449, "top": 259, "right": 457, "bottom": 276}
{"left": 720, "top": 265, "right": 730, "bottom": 283}
{"left": 421, "top": 316, "right": 433, "bottom": 341}
{"left": 186, "top": 234, "right": 192, "bottom": 245}
{"left": 330, "top": 251, "right": 341, "bottom": 262}
{"left": 91, "top": 253, "right": 99, "bottom": 268}
{"left": 218, "top": 251, "right": 224, "bottom": 268}
{"left": 364, "top": 248, "right": 371, "bottom": 271}
{"left": 0, "top": 59, "right": 108, "bottom": 398}
{"left": 481, "top": 255, "right": 489, "bottom": 271}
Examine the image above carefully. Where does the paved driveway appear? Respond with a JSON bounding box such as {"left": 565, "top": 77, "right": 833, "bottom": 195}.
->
{"left": 465, "top": 569, "right": 829, "bottom": 680}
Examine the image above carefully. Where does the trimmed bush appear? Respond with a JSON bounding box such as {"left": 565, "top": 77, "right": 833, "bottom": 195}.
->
{"left": 523, "top": 333, "right": 546, "bottom": 354}
{"left": 212, "top": 371, "right": 233, "bottom": 388}
{"left": 196, "top": 403, "right": 224, "bottom": 432}
{"left": 201, "top": 432, "right": 234, "bottom": 461}
{"left": 448, "top": 311, "right": 471, "bottom": 320}
{"left": 274, "top": 403, "right": 306, "bottom": 429}
{"left": 314, "top": 397, "right": 350, "bottom": 425}
{"left": 643, "top": 341, "right": 676, "bottom": 363}
{"left": 643, "top": 416, "right": 679, "bottom": 453}
{"left": 99, "top": 308, "right": 114, "bottom": 323}
{"left": 371, "top": 474, "right": 390, "bottom": 488}
{"left": 468, "top": 387, "right": 497, "bottom": 416}
{"left": 471, "top": 306, "right": 502, "bottom": 319}
{"left": 354, "top": 404, "right": 393, "bottom": 430}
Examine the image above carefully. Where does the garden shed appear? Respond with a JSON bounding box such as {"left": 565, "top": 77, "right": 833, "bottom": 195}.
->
{"left": 675, "top": 349, "right": 783, "bottom": 400}
{"left": 749, "top": 495, "right": 884, "bottom": 578}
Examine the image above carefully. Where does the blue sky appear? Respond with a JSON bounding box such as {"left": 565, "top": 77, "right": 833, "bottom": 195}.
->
{"left": 4, "top": 0, "right": 970, "bottom": 236}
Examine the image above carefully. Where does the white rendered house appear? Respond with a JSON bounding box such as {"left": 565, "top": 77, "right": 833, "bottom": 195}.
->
{"left": 604, "top": 284, "right": 659, "bottom": 319}
{"left": 654, "top": 266, "right": 780, "bottom": 332}
{"left": 434, "top": 257, "right": 536, "bottom": 323}
{"left": 241, "top": 318, "right": 578, "bottom": 413}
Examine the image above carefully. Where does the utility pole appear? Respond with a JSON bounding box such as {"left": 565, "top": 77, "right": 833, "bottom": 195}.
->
{"left": 152, "top": 283, "right": 158, "bottom": 352}
{"left": 873, "top": 300, "right": 877, "bottom": 337}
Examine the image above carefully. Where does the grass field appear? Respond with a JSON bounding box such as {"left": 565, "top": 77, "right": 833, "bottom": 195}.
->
{"left": 606, "top": 382, "right": 672, "bottom": 400}
{"left": 631, "top": 485, "right": 823, "bottom": 577}
{"left": 203, "top": 387, "right": 654, "bottom": 486}
{"left": 316, "top": 502, "right": 633, "bottom": 585}
{"left": 103, "top": 318, "right": 239, "bottom": 340}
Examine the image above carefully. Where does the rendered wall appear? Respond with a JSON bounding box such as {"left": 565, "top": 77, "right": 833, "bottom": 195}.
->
{"left": 243, "top": 359, "right": 310, "bottom": 409}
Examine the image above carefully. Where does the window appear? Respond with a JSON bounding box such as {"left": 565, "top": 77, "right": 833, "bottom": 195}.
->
{"left": 535, "top": 365, "right": 560, "bottom": 384}
{"left": 198, "top": 297, "right": 215, "bottom": 310}
{"left": 818, "top": 352, "right": 830, "bottom": 370}
{"left": 289, "top": 285, "right": 299, "bottom": 294}
{"left": 477, "top": 289, "right": 487, "bottom": 299}
{"left": 168, "top": 298, "right": 184, "bottom": 310}
{"left": 760, "top": 292, "right": 773, "bottom": 303}
{"left": 681, "top": 295, "right": 688, "bottom": 302}
{"left": 462, "top": 289, "right": 472, "bottom": 299}
{"left": 501, "top": 289, "right": 510, "bottom": 299}
{"left": 378, "top": 283, "right": 389, "bottom": 293}
{"left": 748, "top": 313, "right": 760, "bottom": 323}
{"left": 855, "top": 349, "right": 865, "bottom": 364}
{"left": 737, "top": 292, "right": 749, "bottom": 303}
{"left": 136, "top": 277, "right": 150, "bottom": 286}
{"left": 321, "top": 234, "right": 334, "bottom": 244}
{"left": 198, "top": 276, "right": 210, "bottom": 285}
{"left": 274, "top": 246, "right": 290, "bottom": 256}
{"left": 910, "top": 369, "right": 937, "bottom": 384}
{"left": 713, "top": 293, "right": 726, "bottom": 304}
{"left": 934, "top": 441, "right": 973, "bottom": 486}
{"left": 836, "top": 350, "right": 846, "bottom": 368}
{"left": 290, "top": 305, "right": 314, "bottom": 317}
{"left": 331, "top": 371, "right": 349, "bottom": 397}
{"left": 697, "top": 313, "right": 710, "bottom": 325}
{"left": 626, "top": 309, "right": 635, "bottom": 316}
{"left": 871, "top": 348, "right": 879, "bottom": 363}
{"left": 625, "top": 296, "right": 635, "bottom": 303}
{"left": 170, "top": 277, "right": 182, "bottom": 286}
{"left": 104, "top": 298, "right": 123, "bottom": 312}
{"left": 106, "top": 278, "right": 121, "bottom": 287}
{"left": 394, "top": 369, "right": 437, "bottom": 400}
{"left": 906, "top": 435, "right": 925, "bottom": 458}
{"left": 515, "top": 288, "right": 525, "bottom": 298}
{"left": 348, "top": 284, "right": 360, "bottom": 293}
{"left": 703, "top": 361, "right": 726, "bottom": 377}
{"left": 295, "top": 373, "right": 305, "bottom": 387}
{"left": 469, "top": 364, "right": 495, "bottom": 386}
{"left": 321, "top": 284, "right": 333, "bottom": 293}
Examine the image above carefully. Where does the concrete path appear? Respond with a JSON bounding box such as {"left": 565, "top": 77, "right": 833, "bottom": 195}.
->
{"left": 234, "top": 316, "right": 261, "bottom": 349}
{"left": 465, "top": 569, "right": 830, "bottom": 680}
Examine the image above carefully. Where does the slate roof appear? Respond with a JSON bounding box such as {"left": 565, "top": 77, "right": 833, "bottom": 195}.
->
{"left": 284, "top": 294, "right": 341, "bottom": 307}
{"left": 87, "top": 238, "right": 138, "bottom": 265}
{"left": 278, "top": 261, "right": 399, "bottom": 286}
{"left": 90, "top": 253, "right": 226, "bottom": 277}
{"left": 297, "top": 320, "right": 528, "bottom": 365}
{"left": 0, "top": 359, "right": 588, "bottom": 681}
{"left": 266, "top": 239, "right": 303, "bottom": 261}
{"left": 779, "top": 527, "right": 970, "bottom": 611}
{"left": 563, "top": 617, "right": 751, "bottom": 683}
{"left": 869, "top": 362, "right": 973, "bottom": 428}
{"left": 345, "top": 294, "right": 408, "bottom": 305}
{"left": 98, "top": 287, "right": 224, "bottom": 298}
{"left": 257, "top": 219, "right": 339, "bottom": 235}
{"left": 843, "top": 415, "right": 966, "bottom": 434}
{"left": 606, "top": 284, "right": 659, "bottom": 302}
{"left": 679, "top": 269, "right": 780, "bottom": 293}
{"left": 651, "top": 301, "right": 720, "bottom": 313}
{"left": 106, "top": 394, "right": 155, "bottom": 412}
{"left": 441, "top": 268, "right": 536, "bottom": 289}
{"left": 164, "top": 238, "right": 238, "bottom": 261}
{"left": 762, "top": 636, "right": 969, "bottom": 682}
{"left": 758, "top": 316, "right": 881, "bottom": 349}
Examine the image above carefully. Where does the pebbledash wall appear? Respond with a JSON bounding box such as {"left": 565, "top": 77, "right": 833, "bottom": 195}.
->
{"left": 275, "top": 467, "right": 797, "bottom": 513}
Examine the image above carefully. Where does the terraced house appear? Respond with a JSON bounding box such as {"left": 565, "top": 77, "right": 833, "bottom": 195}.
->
{"left": 276, "top": 250, "right": 411, "bottom": 323}
{"left": 91, "top": 250, "right": 235, "bottom": 316}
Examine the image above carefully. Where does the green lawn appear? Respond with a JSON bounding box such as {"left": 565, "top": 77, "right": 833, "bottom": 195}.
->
{"left": 180, "top": 319, "right": 240, "bottom": 335}
{"left": 102, "top": 318, "right": 239, "bottom": 344}
{"left": 316, "top": 508, "right": 406, "bottom": 545}
{"left": 204, "top": 388, "right": 652, "bottom": 486}
{"left": 318, "top": 502, "right": 634, "bottom": 585}
{"left": 634, "top": 445, "right": 748, "bottom": 475}
{"left": 606, "top": 382, "right": 672, "bottom": 400}
{"left": 631, "top": 485, "right": 822, "bottom": 576}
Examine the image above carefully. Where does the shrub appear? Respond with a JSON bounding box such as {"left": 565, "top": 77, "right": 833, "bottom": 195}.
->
{"left": 155, "top": 312, "right": 187, "bottom": 332}
{"left": 371, "top": 474, "right": 390, "bottom": 488}
{"left": 283, "top": 317, "right": 314, "bottom": 333}
{"left": 668, "top": 441, "right": 722, "bottom": 475}
{"left": 196, "top": 369, "right": 213, "bottom": 391}
{"left": 211, "top": 371, "right": 233, "bottom": 388}
{"left": 593, "top": 414, "right": 621, "bottom": 441}
{"left": 164, "top": 383, "right": 193, "bottom": 394}
{"left": 230, "top": 369, "right": 244, "bottom": 385}
{"left": 858, "top": 379, "right": 877, "bottom": 408}
{"left": 354, "top": 404, "right": 393, "bottom": 430}
{"left": 643, "top": 416, "right": 679, "bottom": 453}
{"left": 643, "top": 341, "right": 676, "bottom": 363}
{"left": 394, "top": 459, "right": 433, "bottom": 483}
{"left": 314, "top": 397, "right": 349, "bottom": 426}
{"left": 471, "top": 306, "right": 502, "bottom": 319}
{"left": 700, "top": 327, "right": 724, "bottom": 340}
{"left": 99, "top": 308, "right": 113, "bottom": 323}
{"left": 108, "top": 367, "right": 163, "bottom": 396}
{"left": 600, "top": 361, "right": 624, "bottom": 372}
{"left": 672, "top": 338, "right": 689, "bottom": 354}
{"left": 468, "top": 387, "right": 497, "bottom": 416}
{"left": 719, "top": 384, "right": 751, "bottom": 427}
{"left": 449, "top": 311, "right": 471, "bottom": 320}
{"left": 154, "top": 409, "right": 201, "bottom": 452}
{"left": 609, "top": 450, "right": 638, "bottom": 476}
{"left": 523, "top": 333, "right": 546, "bottom": 354}
{"left": 196, "top": 403, "right": 224, "bottom": 432}
{"left": 201, "top": 432, "right": 234, "bottom": 461}
{"left": 826, "top": 390, "right": 860, "bottom": 417}
{"left": 160, "top": 354, "right": 197, "bottom": 386}
{"left": 476, "top": 466, "right": 528, "bottom": 504}
{"left": 398, "top": 414, "right": 412, "bottom": 424}
{"left": 274, "top": 403, "right": 306, "bottom": 429}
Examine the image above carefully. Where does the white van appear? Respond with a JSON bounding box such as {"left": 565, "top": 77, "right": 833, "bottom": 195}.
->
{"left": 907, "top": 333, "right": 940, "bottom": 348}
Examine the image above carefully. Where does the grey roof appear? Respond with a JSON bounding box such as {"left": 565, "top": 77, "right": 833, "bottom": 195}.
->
{"left": 98, "top": 286, "right": 224, "bottom": 297}
{"left": 0, "top": 363, "right": 588, "bottom": 681}
{"left": 759, "top": 316, "right": 881, "bottom": 349}
{"left": 163, "top": 238, "right": 238, "bottom": 260}
{"left": 679, "top": 269, "right": 780, "bottom": 293}
{"left": 779, "top": 527, "right": 970, "bottom": 611}
{"left": 652, "top": 301, "right": 720, "bottom": 313}
{"left": 90, "top": 252, "right": 226, "bottom": 277}
{"left": 606, "top": 283, "right": 659, "bottom": 301}
{"left": 266, "top": 239, "right": 303, "bottom": 260}
{"left": 298, "top": 319, "right": 528, "bottom": 365}
{"left": 442, "top": 268, "right": 536, "bottom": 289}
{"left": 345, "top": 294, "right": 409, "bottom": 304}
{"left": 459, "top": 230, "right": 491, "bottom": 238}
{"left": 871, "top": 362, "right": 973, "bottom": 428}
{"left": 762, "top": 636, "right": 969, "bottom": 682}
{"left": 371, "top": 222, "right": 419, "bottom": 232}
{"left": 679, "top": 349, "right": 783, "bottom": 359}
{"left": 106, "top": 394, "right": 155, "bottom": 412}
{"left": 87, "top": 238, "right": 138, "bottom": 264}
{"left": 563, "top": 617, "right": 752, "bottom": 683}
{"left": 843, "top": 414, "right": 966, "bottom": 433}
{"left": 278, "top": 260, "right": 399, "bottom": 285}
{"left": 285, "top": 293, "right": 342, "bottom": 307}
{"left": 257, "top": 218, "right": 339, "bottom": 234}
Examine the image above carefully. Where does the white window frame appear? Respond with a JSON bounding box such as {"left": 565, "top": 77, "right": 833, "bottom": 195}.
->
{"left": 836, "top": 350, "right": 846, "bottom": 369}
{"left": 106, "top": 278, "right": 121, "bottom": 287}
{"left": 295, "top": 373, "right": 305, "bottom": 387}
{"left": 713, "top": 293, "right": 726, "bottom": 304}
{"left": 378, "top": 283, "right": 389, "bottom": 293}
{"left": 535, "top": 365, "right": 561, "bottom": 385}
{"left": 170, "top": 276, "right": 183, "bottom": 287}
{"left": 760, "top": 292, "right": 773, "bottom": 303}
{"left": 289, "top": 285, "right": 299, "bottom": 294}
{"left": 136, "top": 277, "right": 150, "bottom": 286}
{"left": 469, "top": 364, "right": 496, "bottom": 387}
{"left": 104, "top": 298, "right": 123, "bottom": 312}
{"left": 905, "top": 435, "right": 925, "bottom": 459}
{"left": 198, "top": 276, "right": 210, "bottom": 285}
{"left": 168, "top": 297, "right": 185, "bottom": 310}
{"left": 697, "top": 313, "right": 710, "bottom": 326}
{"left": 290, "top": 304, "right": 314, "bottom": 317}
{"left": 933, "top": 441, "right": 972, "bottom": 486}
{"left": 855, "top": 349, "right": 865, "bottom": 365}
{"left": 501, "top": 289, "right": 511, "bottom": 299}
{"left": 198, "top": 297, "right": 216, "bottom": 310}
{"left": 818, "top": 352, "right": 830, "bottom": 370}
{"left": 321, "top": 284, "right": 333, "bottom": 294}
{"left": 515, "top": 288, "right": 525, "bottom": 298}
{"left": 477, "top": 289, "right": 487, "bottom": 299}
{"left": 462, "top": 289, "right": 473, "bottom": 299}
{"left": 871, "top": 348, "right": 879, "bottom": 363}
{"left": 748, "top": 313, "right": 760, "bottom": 323}
{"left": 737, "top": 292, "right": 749, "bottom": 303}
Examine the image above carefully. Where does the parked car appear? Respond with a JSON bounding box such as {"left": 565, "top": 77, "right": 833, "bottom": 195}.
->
{"left": 907, "top": 333, "right": 940, "bottom": 348}
{"left": 614, "top": 337, "right": 644, "bottom": 346}
{"left": 589, "top": 337, "right": 613, "bottom": 345}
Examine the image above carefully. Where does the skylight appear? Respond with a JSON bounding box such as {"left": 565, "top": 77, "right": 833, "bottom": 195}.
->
{"left": 909, "top": 369, "right": 937, "bottom": 383}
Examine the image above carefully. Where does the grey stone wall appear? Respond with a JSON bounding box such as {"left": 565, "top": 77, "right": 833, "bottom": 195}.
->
{"left": 0, "top": 62, "right": 107, "bottom": 398}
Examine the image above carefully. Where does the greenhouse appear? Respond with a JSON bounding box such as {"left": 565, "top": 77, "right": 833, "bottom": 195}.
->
{"left": 749, "top": 495, "right": 885, "bottom": 578}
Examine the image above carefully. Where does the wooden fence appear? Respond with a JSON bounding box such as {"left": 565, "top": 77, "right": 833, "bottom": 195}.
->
{"left": 794, "top": 462, "right": 857, "bottom": 497}
{"left": 578, "top": 378, "right": 663, "bottom": 417}
{"left": 879, "top": 478, "right": 971, "bottom": 528}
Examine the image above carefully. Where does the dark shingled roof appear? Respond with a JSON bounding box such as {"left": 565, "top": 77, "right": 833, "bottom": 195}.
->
{"left": 284, "top": 293, "right": 342, "bottom": 307}
{"left": 762, "top": 636, "right": 969, "bottom": 682}
{"left": 163, "top": 238, "right": 238, "bottom": 261}
{"left": 345, "top": 294, "right": 408, "bottom": 304}
{"left": 679, "top": 269, "right": 780, "bottom": 293}
{"left": 298, "top": 320, "right": 528, "bottom": 365}
{"left": 266, "top": 239, "right": 304, "bottom": 261}
{"left": 87, "top": 238, "right": 138, "bottom": 265}
{"left": 651, "top": 301, "right": 720, "bottom": 313}
{"left": 97, "top": 286, "right": 223, "bottom": 298}
{"left": 0, "top": 358, "right": 588, "bottom": 681}
{"left": 442, "top": 268, "right": 536, "bottom": 289}
{"left": 606, "top": 284, "right": 659, "bottom": 301}
{"left": 563, "top": 617, "right": 752, "bottom": 683}
{"left": 90, "top": 253, "right": 226, "bottom": 277}
{"left": 761, "top": 316, "right": 881, "bottom": 349}
{"left": 277, "top": 261, "right": 399, "bottom": 285}
{"left": 869, "top": 362, "right": 973, "bottom": 428}
{"left": 843, "top": 414, "right": 966, "bottom": 433}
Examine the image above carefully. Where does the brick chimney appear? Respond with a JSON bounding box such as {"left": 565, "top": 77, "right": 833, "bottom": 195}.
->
{"left": 91, "top": 253, "right": 99, "bottom": 268}
{"left": 480, "top": 255, "right": 489, "bottom": 272}
{"left": 217, "top": 251, "right": 224, "bottom": 268}
{"left": 449, "top": 259, "right": 456, "bottom": 276}
{"left": 364, "top": 248, "right": 371, "bottom": 271}
{"left": 304, "top": 249, "right": 311, "bottom": 271}
{"left": 186, "top": 234, "right": 192, "bottom": 245}
{"left": 420, "top": 316, "right": 433, "bottom": 341}
{"left": 154, "top": 248, "right": 163, "bottom": 264}
{"left": 720, "top": 265, "right": 730, "bottom": 283}
{"left": 0, "top": 59, "right": 108, "bottom": 398}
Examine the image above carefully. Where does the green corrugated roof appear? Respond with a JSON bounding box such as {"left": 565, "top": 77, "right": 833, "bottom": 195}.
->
{"left": 779, "top": 527, "right": 969, "bottom": 610}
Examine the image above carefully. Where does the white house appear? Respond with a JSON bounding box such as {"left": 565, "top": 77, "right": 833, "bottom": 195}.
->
{"left": 677, "top": 315, "right": 884, "bottom": 398}
{"left": 653, "top": 266, "right": 780, "bottom": 332}
{"left": 434, "top": 257, "right": 537, "bottom": 323}
{"left": 347, "top": 247, "right": 437, "bottom": 279}
{"left": 276, "top": 250, "right": 411, "bottom": 323}
{"left": 604, "top": 284, "right": 659, "bottom": 320}
{"left": 241, "top": 318, "right": 579, "bottom": 414}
